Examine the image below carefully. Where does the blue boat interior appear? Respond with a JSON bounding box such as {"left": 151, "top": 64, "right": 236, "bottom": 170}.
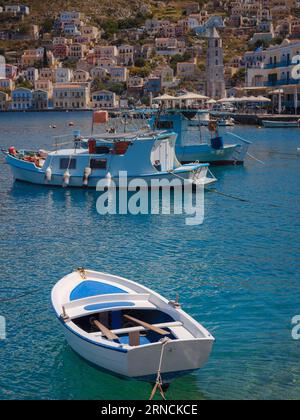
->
{"left": 73, "top": 309, "right": 177, "bottom": 345}
{"left": 70, "top": 280, "right": 128, "bottom": 301}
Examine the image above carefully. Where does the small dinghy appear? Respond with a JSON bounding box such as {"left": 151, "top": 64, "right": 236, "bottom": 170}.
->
{"left": 52, "top": 269, "right": 214, "bottom": 383}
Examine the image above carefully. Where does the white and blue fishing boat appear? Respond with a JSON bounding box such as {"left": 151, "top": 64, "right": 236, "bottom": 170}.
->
{"left": 150, "top": 109, "right": 250, "bottom": 165}
{"left": 51, "top": 269, "right": 214, "bottom": 383}
{"left": 3, "top": 130, "right": 216, "bottom": 188}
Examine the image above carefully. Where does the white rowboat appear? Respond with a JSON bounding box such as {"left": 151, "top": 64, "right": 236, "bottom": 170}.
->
{"left": 51, "top": 269, "right": 215, "bottom": 383}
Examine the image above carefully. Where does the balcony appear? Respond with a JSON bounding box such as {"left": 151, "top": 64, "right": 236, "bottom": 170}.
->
{"left": 264, "top": 61, "right": 293, "bottom": 70}
{"left": 264, "top": 79, "right": 300, "bottom": 87}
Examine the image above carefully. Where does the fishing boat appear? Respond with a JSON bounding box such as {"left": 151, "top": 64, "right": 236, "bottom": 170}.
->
{"left": 51, "top": 268, "right": 215, "bottom": 383}
{"left": 262, "top": 119, "right": 300, "bottom": 128}
{"left": 3, "top": 129, "right": 216, "bottom": 188}
{"left": 150, "top": 109, "right": 251, "bottom": 165}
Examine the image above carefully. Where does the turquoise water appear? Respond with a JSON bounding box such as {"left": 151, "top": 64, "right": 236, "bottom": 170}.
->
{"left": 0, "top": 112, "right": 299, "bottom": 400}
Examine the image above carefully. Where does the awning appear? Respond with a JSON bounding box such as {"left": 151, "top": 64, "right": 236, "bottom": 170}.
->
{"left": 153, "top": 94, "right": 177, "bottom": 101}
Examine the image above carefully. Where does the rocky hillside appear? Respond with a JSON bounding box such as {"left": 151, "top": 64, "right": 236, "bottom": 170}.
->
{"left": 0, "top": 0, "right": 146, "bottom": 21}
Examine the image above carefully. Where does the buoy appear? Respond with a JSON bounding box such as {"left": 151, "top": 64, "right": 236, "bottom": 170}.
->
{"left": 83, "top": 167, "right": 92, "bottom": 186}
{"left": 45, "top": 167, "right": 52, "bottom": 182}
{"left": 63, "top": 170, "right": 71, "bottom": 187}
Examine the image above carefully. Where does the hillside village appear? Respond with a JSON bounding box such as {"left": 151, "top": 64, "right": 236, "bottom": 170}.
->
{"left": 0, "top": 0, "right": 300, "bottom": 112}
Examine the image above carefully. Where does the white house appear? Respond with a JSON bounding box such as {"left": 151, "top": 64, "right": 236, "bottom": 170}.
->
{"left": 91, "top": 90, "right": 118, "bottom": 109}
{"left": 55, "top": 68, "right": 73, "bottom": 84}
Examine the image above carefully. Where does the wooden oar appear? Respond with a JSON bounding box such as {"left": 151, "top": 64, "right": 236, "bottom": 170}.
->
{"left": 92, "top": 319, "right": 119, "bottom": 341}
{"left": 124, "top": 315, "right": 170, "bottom": 336}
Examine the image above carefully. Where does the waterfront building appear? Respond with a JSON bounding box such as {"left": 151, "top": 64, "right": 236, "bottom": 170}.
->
{"left": 35, "top": 79, "right": 53, "bottom": 98}
{"left": 205, "top": 28, "right": 226, "bottom": 99}
{"left": 53, "top": 83, "right": 90, "bottom": 109}
{"left": 32, "top": 89, "right": 49, "bottom": 110}
{"left": 91, "top": 90, "right": 118, "bottom": 109}
{"left": 0, "top": 92, "right": 9, "bottom": 110}
{"left": 246, "top": 39, "right": 300, "bottom": 110}
{"left": 0, "top": 78, "right": 15, "bottom": 91}
{"left": 11, "top": 87, "right": 33, "bottom": 110}
{"left": 244, "top": 48, "right": 266, "bottom": 69}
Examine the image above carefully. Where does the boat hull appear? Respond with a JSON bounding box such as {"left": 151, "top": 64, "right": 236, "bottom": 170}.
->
{"left": 62, "top": 324, "right": 214, "bottom": 382}
{"left": 176, "top": 143, "right": 249, "bottom": 165}
{"left": 262, "top": 120, "right": 300, "bottom": 128}
{"left": 6, "top": 156, "right": 215, "bottom": 188}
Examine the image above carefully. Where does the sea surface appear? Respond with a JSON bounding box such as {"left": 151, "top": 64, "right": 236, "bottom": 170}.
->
{"left": 0, "top": 111, "right": 299, "bottom": 400}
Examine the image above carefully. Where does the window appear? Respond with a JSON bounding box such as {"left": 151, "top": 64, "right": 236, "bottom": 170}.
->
{"left": 90, "top": 158, "right": 107, "bottom": 169}
{"left": 60, "top": 158, "right": 76, "bottom": 170}
{"left": 156, "top": 121, "right": 174, "bottom": 129}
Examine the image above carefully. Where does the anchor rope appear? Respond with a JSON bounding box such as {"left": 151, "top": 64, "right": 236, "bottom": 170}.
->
{"left": 0, "top": 287, "right": 41, "bottom": 302}
{"left": 149, "top": 338, "right": 169, "bottom": 401}
{"left": 246, "top": 152, "right": 265, "bottom": 165}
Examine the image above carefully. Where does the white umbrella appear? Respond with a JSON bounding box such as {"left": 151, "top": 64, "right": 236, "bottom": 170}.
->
{"left": 177, "top": 92, "right": 209, "bottom": 101}
{"left": 153, "top": 94, "right": 177, "bottom": 102}
{"left": 237, "top": 96, "right": 271, "bottom": 103}
{"left": 255, "top": 96, "right": 271, "bottom": 103}
{"left": 217, "top": 96, "right": 237, "bottom": 103}
{"left": 207, "top": 98, "right": 217, "bottom": 104}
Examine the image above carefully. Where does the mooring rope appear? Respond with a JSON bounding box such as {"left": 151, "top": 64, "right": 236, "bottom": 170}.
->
{"left": 149, "top": 338, "right": 170, "bottom": 401}
{"left": 246, "top": 152, "right": 265, "bottom": 165}
{"left": 0, "top": 287, "right": 41, "bottom": 302}
{"left": 205, "top": 188, "right": 250, "bottom": 202}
